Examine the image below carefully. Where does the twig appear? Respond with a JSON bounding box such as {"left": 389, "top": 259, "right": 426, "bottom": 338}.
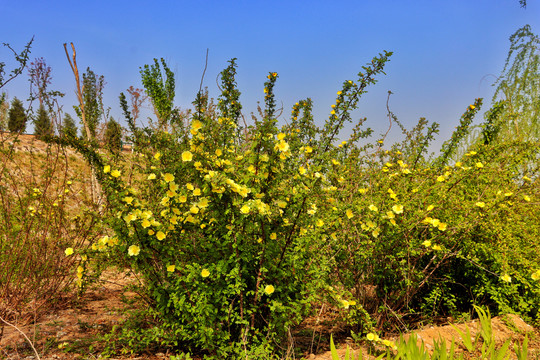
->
{"left": 199, "top": 48, "right": 209, "bottom": 94}
{"left": 0, "top": 316, "right": 41, "bottom": 360}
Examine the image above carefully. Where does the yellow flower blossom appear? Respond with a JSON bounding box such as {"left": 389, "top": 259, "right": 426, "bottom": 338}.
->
{"left": 147, "top": 173, "right": 157, "bottom": 180}
{"left": 346, "top": 209, "right": 354, "bottom": 219}
{"left": 523, "top": 195, "right": 531, "bottom": 202}
{"left": 427, "top": 205, "right": 434, "bottom": 211}
{"left": 316, "top": 219, "right": 324, "bottom": 227}
{"left": 475, "top": 201, "right": 485, "bottom": 208}
{"left": 476, "top": 162, "right": 484, "bottom": 168}
{"left": 264, "top": 285, "right": 275, "bottom": 295}
{"left": 193, "top": 188, "right": 201, "bottom": 196}
{"left": 438, "top": 222, "right": 447, "bottom": 231}
{"left": 139, "top": 218, "right": 151, "bottom": 228}
{"left": 65, "top": 247, "right": 74, "bottom": 256}
{"left": 156, "top": 231, "right": 166, "bottom": 240}
{"left": 128, "top": 245, "right": 140, "bottom": 256}
{"left": 270, "top": 233, "right": 277, "bottom": 240}
{"left": 103, "top": 165, "right": 110, "bottom": 173}
{"left": 191, "top": 120, "right": 202, "bottom": 132}
{"left": 368, "top": 204, "right": 378, "bottom": 212}
{"left": 437, "top": 175, "right": 445, "bottom": 182}
{"left": 182, "top": 151, "right": 193, "bottom": 162}
{"left": 167, "top": 264, "right": 176, "bottom": 272}
{"left": 111, "top": 169, "right": 121, "bottom": 178}
{"left": 276, "top": 140, "right": 289, "bottom": 152}
{"left": 163, "top": 173, "right": 175, "bottom": 183}
{"left": 240, "top": 205, "right": 250, "bottom": 214}
{"left": 432, "top": 244, "right": 442, "bottom": 251}
{"left": 392, "top": 204, "right": 404, "bottom": 214}
{"left": 501, "top": 274, "right": 512, "bottom": 283}
{"left": 276, "top": 200, "right": 287, "bottom": 208}
{"left": 201, "top": 269, "right": 210, "bottom": 278}
{"left": 422, "top": 240, "right": 432, "bottom": 247}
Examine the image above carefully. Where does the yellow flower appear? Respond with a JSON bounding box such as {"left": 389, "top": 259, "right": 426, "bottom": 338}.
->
{"left": 316, "top": 219, "right": 324, "bottom": 227}
{"left": 392, "top": 204, "right": 404, "bottom": 214}
{"left": 186, "top": 183, "right": 194, "bottom": 191}
{"left": 523, "top": 195, "right": 531, "bottom": 202}
{"left": 476, "top": 162, "right": 484, "bottom": 168}
{"left": 193, "top": 188, "right": 201, "bottom": 196}
{"left": 163, "top": 173, "right": 175, "bottom": 183}
{"left": 366, "top": 333, "right": 376, "bottom": 341}
{"left": 346, "top": 209, "right": 354, "bottom": 219}
{"left": 438, "top": 222, "right": 447, "bottom": 231}
{"left": 264, "top": 285, "right": 275, "bottom": 295}
{"left": 156, "top": 231, "right": 166, "bottom": 241}
{"left": 475, "top": 201, "right": 485, "bottom": 208}
{"left": 103, "top": 165, "right": 111, "bottom": 173}
{"left": 427, "top": 205, "right": 435, "bottom": 211}
{"left": 368, "top": 204, "right": 378, "bottom": 212}
{"left": 191, "top": 120, "right": 202, "bottom": 131}
{"left": 277, "top": 200, "right": 287, "bottom": 208}
{"left": 141, "top": 219, "right": 151, "bottom": 228}
{"left": 469, "top": 104, "right": 476, "bottom": 110}
{"left": 277, "top": 133, "right": 286, "bottom": 140}
{"left": 270, "top": 233, "right": 277, "bottom": 240}
{"left": 182, "top": 151, "right": 193, "bottom": 162}
{"left": 276, "top": 140, "right": 289, "bottom": 152}
{"left": 437, "top": 175, "right": 445, "bottom": 182}
{"left": 299, "top": 166, "right": 307, "bottom": 175}
{"left": 341, "top": 299, "right": 350, "bottom": 309}
{"left": 501, "top": 274, "right": 512, "bottom": 283}
{"left": 128, "top": 245, "right": 140, "bottom": 256}
{"left": 167, "top": 264, "right": 176, "bottom": 272}
{"left": 147, "top": 173, "right": 157, "bottom": 180}
{"left": 201, "top": 269, "right": 210, "bottom": 278}
{"left": 422, "top": 240, "right": 431, "bottom": 247}
{"left": 240, "top": 205, "right": 250, "bottom": 214}
{"left": 65, "top": 247, "right": 74, "bottom": 256}
{"left": 154, "top": 152, "right": 161, "bottom": 160}
{"left": 111, "top": 169, "right": 121, "bottom": 178}
{"left": 531, "top": 270, "right": 540, "bottom": 281}
{"left": 123, "top": 196, "right": 134, "bottom": 204}
{"left": 432, "top": 244, "right": 442, "bottom": 251}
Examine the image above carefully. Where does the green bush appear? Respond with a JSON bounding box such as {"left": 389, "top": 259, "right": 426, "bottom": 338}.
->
{"left": 59, "top": 49, "right": 540, "bottom": 358}
{"left": 62, "top": 53, "right": 393, "bottom": 358}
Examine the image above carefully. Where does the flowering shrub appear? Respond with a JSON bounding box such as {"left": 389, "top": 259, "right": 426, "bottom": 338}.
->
{"left": 61, "top": 53, "right": 393, "bottom": 357}
{"left": 58, "top": 50, "right": 540, "bottom": 357}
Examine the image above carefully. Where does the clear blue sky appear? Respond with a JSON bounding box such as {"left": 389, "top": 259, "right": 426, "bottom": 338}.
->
{"left": 1, "top": 0, "right": 539, "bottom": 148}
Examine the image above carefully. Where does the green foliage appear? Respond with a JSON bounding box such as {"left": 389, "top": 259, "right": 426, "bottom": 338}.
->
{"left": 74, "top": 67, "right": 104, "bottom": 140}
{"left": 328, "top": 139, "right": 540, "bottom": 331}
{"left": 491, "top": 25, "right": 540, "bottom": 143}
{"left": 59, "top": 113, "right": 78, "bottom": 139}
{"left": 140, "top": 58, "right": 177, "bottom": 130}
{"left": 58, "top": 48, "right": 540, "bottom": 358}
{"left": 104, "top": 117, "right": 123, "bottom": 154}
{"left": 64, "top": 52, "right": 393, "bottom": 358}
{"left": 33, "top": 104, "right": 53, "bottom": 139}
{"left": 8, "top": 97, "right": 27, "bottom": 133}
{"left": 0, "top": 37, "right": 33, "bottom": 90}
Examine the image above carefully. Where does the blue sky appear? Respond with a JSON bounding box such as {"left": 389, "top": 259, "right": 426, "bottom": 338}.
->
{"left": 1, "top": 0, "right": 539, "bottom": 147}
